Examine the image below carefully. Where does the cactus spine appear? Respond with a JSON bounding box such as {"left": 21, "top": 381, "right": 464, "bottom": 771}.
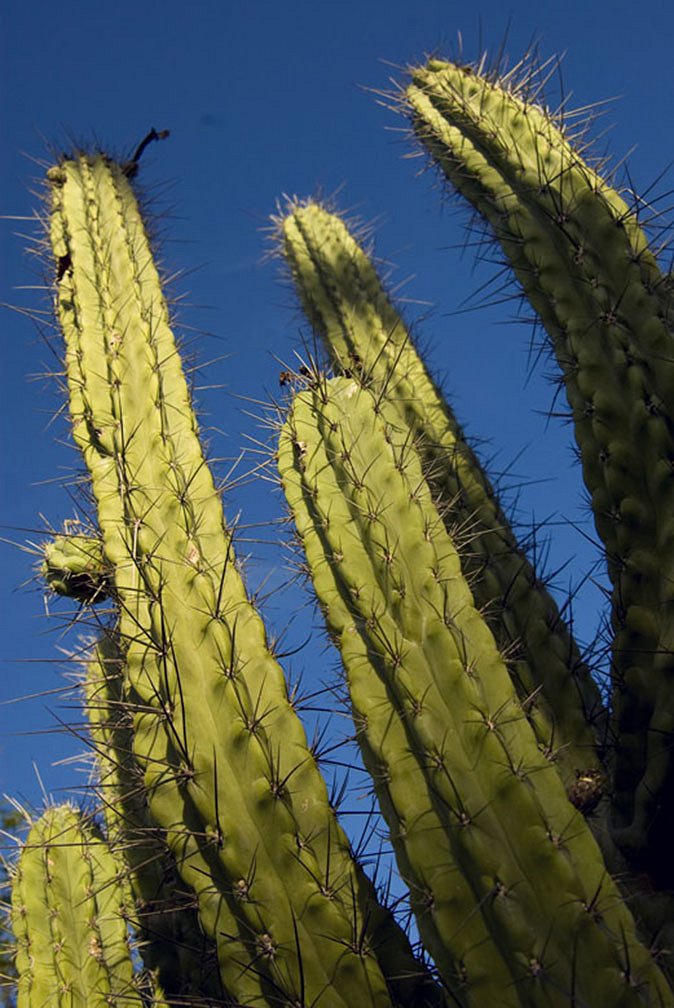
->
{"left": 7, "top": 49, "right": 674, "bottom": 1008}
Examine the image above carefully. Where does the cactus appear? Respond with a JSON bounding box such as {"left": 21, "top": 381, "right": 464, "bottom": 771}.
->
{"left": 403, "top": 59, "right": 674, "bottom": 887}
{"left": 10, "top": 803, "right": 142, "bottom": 1007}
{"left": 277, "top": 374, "right": 670, "bottom": 1005}
{"left": 7, "top": 50, "right": 674, "bottom": 1008}
{"left": 82, "top": 631, "right": 226, "bottom": 1003}
{"left": 38, "top": 149, "right": 439, "bottom": 1008}
{"left": 277, "top": 200, "right": 606, "bottom": 794}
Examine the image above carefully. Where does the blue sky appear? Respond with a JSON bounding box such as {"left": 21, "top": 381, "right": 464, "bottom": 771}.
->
{"left": 1, "top": 0, "right": 673, "bottom": 837}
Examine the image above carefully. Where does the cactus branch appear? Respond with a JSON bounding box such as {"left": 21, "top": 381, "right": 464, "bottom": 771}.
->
{"left": 46, "top": 150, "right": 439, "bottom": 1007}
{"left": 277, "top": 200, "right": 607, "bottom": 792}
{"left": 279, "top": 374, "right": 673, "bottom": 1007}
{"left": 403, "top": 60, "right": 674, "bottom": 881}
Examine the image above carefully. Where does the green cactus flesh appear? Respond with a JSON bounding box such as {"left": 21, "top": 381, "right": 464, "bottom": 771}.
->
{"left": 278, "top": 374, "right": 673, "bottom": 1007}
{"left": 279, "top": 201, "right": 606, "bottom": 793}
{"left": 404, "top": 59, "right": 674, "bottom": 874}
{"left": 11, "top": 804, "right": 136, "bottom": 1008}
{"left": 47, "top": 152, "right": 439, "bottom": 1007}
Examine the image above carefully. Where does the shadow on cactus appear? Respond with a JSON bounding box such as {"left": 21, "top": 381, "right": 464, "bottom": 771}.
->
{"left": 6, "top": 48, "right": 674, "bottom": 1008}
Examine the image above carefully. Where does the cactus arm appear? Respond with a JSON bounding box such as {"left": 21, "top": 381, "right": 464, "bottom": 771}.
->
{"left": 403, "top": 61, "right": 674, "bottom": 875}
{"left": 39, "top": 532, "right": 225, "bottom": 997}
{"left": 83, "top": 631, "right": 226, "bottom": 1003}
{"left": 11, "top": 804, "right": 136, "bottom": 1008}
{"left": 279, "top": 375, "right": 674, "bottom": 1007}
{"left": 48, "top": 152, "right": 439, "bottom": 1007}
{"left": 278, "top": 202, "right": 606, "bottom": 792}
{"left": 279, "top": 385, "right": 518, "bottom": 1001}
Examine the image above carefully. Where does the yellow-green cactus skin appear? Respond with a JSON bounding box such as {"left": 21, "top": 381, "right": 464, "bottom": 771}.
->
{"left": 8, "top": 51, "right": 674, "bottom": 1008}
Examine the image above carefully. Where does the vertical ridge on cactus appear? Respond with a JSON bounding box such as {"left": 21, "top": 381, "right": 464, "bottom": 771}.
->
{"left": 403, "top": 59, "right": 674, "bottom": 884}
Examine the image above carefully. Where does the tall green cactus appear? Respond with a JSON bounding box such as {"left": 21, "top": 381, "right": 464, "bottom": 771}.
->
{"left": 276, "top": 200, "right": 606, "bottom": 794}
{"left": 277, "top": 374, "right": 670, "bottom": 1005}
{"left": 10, "top": 803, "right": 146, "bottom": 1008}
{"left": 39, "top": 148, "right": 437, "bottom": 1008}
{"left": 7, "top": 51, "right": 674, "bottom": 1007}
{"left": 403, "top": 59, "right": 674, "bottom": 886}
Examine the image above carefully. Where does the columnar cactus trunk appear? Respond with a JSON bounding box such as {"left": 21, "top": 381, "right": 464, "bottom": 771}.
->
{"left": 43, "top": 150, "right": 439, "bottom": 1008}
{"left": 278, "top": 374, "right": 672, "bottom": 1006}
{"left": 10, "top": 804, "right": 140, "bottom": 1008}
{"left": 277, "top": 201, "right": 606, "bottom": 794}
{"left": 403, "top": 59, "right": 674, "bottom": 886}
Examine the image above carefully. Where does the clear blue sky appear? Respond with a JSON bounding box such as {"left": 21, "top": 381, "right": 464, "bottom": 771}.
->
{"left": 1, "top": 0, "right": 672, "bottom": 833}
